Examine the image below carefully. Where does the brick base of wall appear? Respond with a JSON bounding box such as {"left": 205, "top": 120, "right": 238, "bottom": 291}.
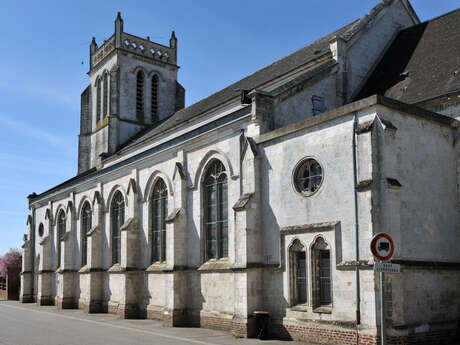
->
{"left": 37, "top": 296, "right": 54, "bottom": 306}
{"left": 200, "top": 315, "right": 233, "bottom": 332}
{"left": 107, "top": 301, "right": 139, "bottom": 319}
{"left": 269, "top": 321, "right": 460, "bottom": 345}
{"left": 78, "top": 299, "right": 105, "bottom": 313}
{"left": 19, "top": 294, "right": 34, "bottom": 303}
{"left": 55, "top": 296, "right": 76, "bottom": 309}
{"left": 273, "top": 323, "right": 376, "bottom": 345}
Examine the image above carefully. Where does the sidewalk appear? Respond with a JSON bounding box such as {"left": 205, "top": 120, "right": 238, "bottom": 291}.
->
{"left": 0, "top": 300, "right": 306, "bottom": 345}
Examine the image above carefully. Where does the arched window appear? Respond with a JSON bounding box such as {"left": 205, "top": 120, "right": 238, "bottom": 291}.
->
{"left": 103, "top": 73, "right": 109, "bottom": 117}
{"left": 111, "top": 191, "right": 125, "bottom": 265}
{"left": 38, "top": 223, "right": 44, "bottom": 237}
{"left": 151, "top": 179, "right": 168, "bottom": 263}
{"left": 289, "top": 240, "right": 307, "bottom": 306}
{"left": 57, "top": 210, "right": 66, "bottom": 269}
{"left": 151, "top": 75, "right": 158, "bottom": 122}
{"left": 136, "top": 71, "right": 144, "bottom": 118}
{"left": 311, "top": 237, "right": 332, "bottom": 308}
{"left": 203, "top": 160, "right": 228, "bottom": 260}
{"left": 96, "top": 78, "right": 102, "bottom": 124}
{"left": 80, "top": 202, "right": 92, "bottom": 267}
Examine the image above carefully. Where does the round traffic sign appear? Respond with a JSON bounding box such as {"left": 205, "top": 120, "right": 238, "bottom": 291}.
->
{"left": 370, "top": 233, "right": 394, "bottom": 262}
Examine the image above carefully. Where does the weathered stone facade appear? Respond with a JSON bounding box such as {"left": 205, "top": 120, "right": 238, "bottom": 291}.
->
{"left": 21, "top": 2, "right": 460, "bottom": 344}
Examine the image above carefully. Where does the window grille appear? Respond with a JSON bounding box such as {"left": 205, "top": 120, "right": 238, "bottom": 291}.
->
{"left": 312, "top": 95, "right": 325, "bottom": 115}
{"left": 296, "top": 251, "right": 307, "bottom": 304}
{"left": 319, "top": 250, "right": 331, "bottom": 305}
{"left": 151, "top": 75, "right": 159, "bottom": 122}
{"left": 151, "top": 179, "right": 168, "bottom": 263}
{"left": 81, "top": 202, "right": 92, "bottom": 267}
{"left": 136, "top": 71, "right": 144, "bottom": 117}
{"left": 103, "top": 73, "right": 108, "bottom": 117}
{"left": 204, "top": 160, "right": 228, "bottom": 260}
{"left": 57, "top": 210, "right": 66, "bottom": 269}
{"left": 96, "top": 79, "right": 102, "bottom": 123}
{"left": 311, "top": 237, "right": 332, "bottom": 308}
{"left": 293, "top": 158, "right": 323, "bottom": 196}
{"left": 111, "top": 191, "right": 125, "bottom": 265}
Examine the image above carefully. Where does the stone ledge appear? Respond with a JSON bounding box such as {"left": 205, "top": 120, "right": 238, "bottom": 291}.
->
{"left": 280, "top": 221, "right": 339, "bottom": 235}
{"left": 232, "top": 193, "right": 254, "bottom": 211}
{"left": 145, "top": 262, "right": 168, "bottom": 272}
{"left": 198, "top": 259, "right": 231, "bottom": 272}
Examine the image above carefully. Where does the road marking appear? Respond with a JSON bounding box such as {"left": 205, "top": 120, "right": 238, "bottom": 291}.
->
{"left": 0, "top": 303, "right": 219, "bottom": 345}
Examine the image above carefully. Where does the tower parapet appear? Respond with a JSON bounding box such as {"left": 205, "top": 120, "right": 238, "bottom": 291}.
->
{"left": 90, "top": 12, "right": 177, "bottom": 72}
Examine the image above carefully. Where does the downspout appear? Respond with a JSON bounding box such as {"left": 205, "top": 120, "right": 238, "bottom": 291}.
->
{"left": 352, "top": 113, "right": 361, "bottom": 330}
{"left": 31, "top": 207, "right": 36, "bottom": 300}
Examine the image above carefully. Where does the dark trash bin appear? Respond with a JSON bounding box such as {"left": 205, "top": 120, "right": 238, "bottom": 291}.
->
{"left": 253, "top": 310, "right": 270, "bottom": 340}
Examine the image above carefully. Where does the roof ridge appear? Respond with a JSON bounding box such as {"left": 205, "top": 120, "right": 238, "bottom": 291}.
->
{"left": 408, "top": 7, "right": 460, "bottom": 27}
{"left": 341, "top": 0, "right": 393, "bottom": 41}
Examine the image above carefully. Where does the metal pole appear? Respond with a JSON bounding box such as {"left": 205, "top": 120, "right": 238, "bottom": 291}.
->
{"left": 380, "top": 270, "right": 385, "bottom": 345}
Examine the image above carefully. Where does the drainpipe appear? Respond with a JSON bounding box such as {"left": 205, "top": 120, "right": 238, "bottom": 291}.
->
{"left": 352, "top": 113, "right": 361, "bottom": 332}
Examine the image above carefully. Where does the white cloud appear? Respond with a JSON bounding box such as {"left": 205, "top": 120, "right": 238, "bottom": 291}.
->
{"left": 0, "top": 114, "right": 75, "bottom": 153}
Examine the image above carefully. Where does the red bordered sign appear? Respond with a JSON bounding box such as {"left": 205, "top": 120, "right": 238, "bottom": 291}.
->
{"left": 370, "top": 233, "right": 394, "bottom": 262}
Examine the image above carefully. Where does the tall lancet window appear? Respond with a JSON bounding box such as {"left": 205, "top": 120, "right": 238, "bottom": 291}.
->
{"left": 80, "top": 202, "right": 92, "bottom": 267}
{"left": 103, "top": 73, "right": 109, "bottom": 117}
{"left": 151, "top": 75, "right": 159, "bottom": 122}
{"left": 203, "top": 160, "right": 228, "bottom": 260}
{"left": 151, "top": 179, "right": 168, "bottom": 263}
{"left": 136, "top": 71, "right": 144, "bottom": 118}
{"left": 57, "top": 210, "right": 66, "bottom": 269}
{"left": 96, "top": 79, "right": 102, "bottom": 123}
{"left": 111, "top": 191, "right": 125, "bottom": 265}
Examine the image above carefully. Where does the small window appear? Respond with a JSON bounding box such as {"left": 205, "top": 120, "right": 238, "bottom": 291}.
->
{"left": 57, "top": 210, "right": 66, "bottom": 269}
{"left": 151, "top": 179, "right": 168, "bottom": 263}
{"left": 312, "top": 95, "right": 325, "bottom": 116}
{"left": 289, "top": 240, "right": 307, "bottom": 306}
{"left": 38, "top": 223, "right": 44, "bottom": 237}
{"left": 293, "top": 158, "right": 323, "bottom": 196}
{"left": 136, "top": 71, "right": 144, "bottom": 118}
{"left": 312, "top": 237, "right": 332, "bottom": 309}
{"left": 111, "top": 191, "right": 125, "bottom": 265}
{"left": 151, "top": 75, "right": 159, "bottom": 122}
{"left": 81, "top": 202, "right": 92, "bottom": 267}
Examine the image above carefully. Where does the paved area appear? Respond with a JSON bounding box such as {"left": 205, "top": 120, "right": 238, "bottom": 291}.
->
{"left": 0, "top": 300, "right": 303, "bottom": 345}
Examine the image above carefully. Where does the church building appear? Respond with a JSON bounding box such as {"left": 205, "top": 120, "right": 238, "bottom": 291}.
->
{"left": 20, "top": 1, "right": 460, "bottom": 344}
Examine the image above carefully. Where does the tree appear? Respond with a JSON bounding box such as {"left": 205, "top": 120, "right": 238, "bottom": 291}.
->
{"left": 0, "top": 248, "right": 22, "bottom": 278}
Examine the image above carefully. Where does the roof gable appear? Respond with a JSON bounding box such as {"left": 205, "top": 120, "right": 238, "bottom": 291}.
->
{"left": 354, "top": 8, "right": 460, "bottom": 104}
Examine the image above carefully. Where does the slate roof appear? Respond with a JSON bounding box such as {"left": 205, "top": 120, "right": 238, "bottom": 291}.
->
{"left": 354, "top": 8, "right": 460, "bottom": 104}
{"left": 112, "top": 19, "right": 365, "bottom": 155}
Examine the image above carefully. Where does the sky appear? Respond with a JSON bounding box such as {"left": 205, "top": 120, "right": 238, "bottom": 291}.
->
{"left": 0, "top": 0, "right": 458, "bottom": 255}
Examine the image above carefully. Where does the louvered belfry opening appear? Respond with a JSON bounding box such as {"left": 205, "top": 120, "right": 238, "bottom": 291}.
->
{"left": 151, "top": 75, "right": 159, "bottom": 122}
{"left": 136, "top": 71, "right": 144, "bottom": 119}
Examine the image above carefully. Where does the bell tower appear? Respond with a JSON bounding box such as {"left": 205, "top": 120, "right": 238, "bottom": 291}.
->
{"left": 78, "top": 12, "right": 185, "bottom": 173}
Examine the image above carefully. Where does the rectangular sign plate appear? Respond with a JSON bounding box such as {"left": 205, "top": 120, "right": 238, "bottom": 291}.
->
{"left": 374, "top": 262, "right": 400, "bottom": 273}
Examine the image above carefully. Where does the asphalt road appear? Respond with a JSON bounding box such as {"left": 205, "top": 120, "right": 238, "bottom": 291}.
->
{"left": 0, "top": 300, "right": 303, "bottom": 345}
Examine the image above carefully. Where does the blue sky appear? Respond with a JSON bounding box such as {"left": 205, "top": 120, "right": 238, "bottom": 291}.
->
{"left": 0, "top": 1, "right": 458, "bottom": 255}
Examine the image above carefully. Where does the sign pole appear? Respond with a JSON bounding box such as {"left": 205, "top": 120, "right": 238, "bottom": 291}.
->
{"left": 380, "top": 269, "right": 385, "bottom": 345}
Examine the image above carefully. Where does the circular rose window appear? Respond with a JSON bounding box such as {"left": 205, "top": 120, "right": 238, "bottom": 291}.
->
{"left": 293, "top": 158, "right": 323, "bottom": 196}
